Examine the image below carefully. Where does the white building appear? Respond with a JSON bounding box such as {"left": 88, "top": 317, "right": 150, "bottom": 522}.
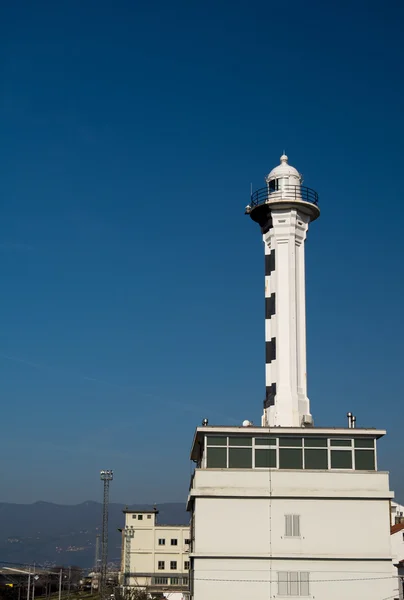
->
{"left": 187, "top": 155, "right": 396, "bottom": 600}
{"left": 392, "top": 501, "right": 404, "bottom": 526}
{"left": 120, "top": 508, "right": 190, "bottom": 597}
{"left": 391, "top": 522, "right": 404, "bottom": 600}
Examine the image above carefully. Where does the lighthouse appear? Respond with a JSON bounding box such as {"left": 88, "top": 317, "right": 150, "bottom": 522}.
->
{"left": 246, "top": 155, "right": 319, "bottom": 428}
{"left": 186, "top": 154, "right": 394, "bottom": 600}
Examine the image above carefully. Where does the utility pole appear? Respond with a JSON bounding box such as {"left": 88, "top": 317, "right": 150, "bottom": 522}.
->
{"left": 100, "top": 469, "right": 113, "bottom": 597}
{"left": 58, "top": 569, "right": 62, "bottom": 600}
{"left": 27, "top": 568, "right": 31, "bottom": 600}
{"left": 67, "top": 566, "right": 71, "bottom": 599}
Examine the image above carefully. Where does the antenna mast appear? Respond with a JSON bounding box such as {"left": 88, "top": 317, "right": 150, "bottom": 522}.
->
{"left": 100, "top": 470, "right": 113, "bottom": 597}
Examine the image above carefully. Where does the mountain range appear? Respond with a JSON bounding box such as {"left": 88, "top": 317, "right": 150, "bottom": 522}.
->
{"left": 0, "top": 501, "right": 188, "bottom": 569}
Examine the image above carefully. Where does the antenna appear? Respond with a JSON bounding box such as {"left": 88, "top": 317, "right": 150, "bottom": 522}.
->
{"left": 100, "top": 470, "right": 113, "bottom": 597}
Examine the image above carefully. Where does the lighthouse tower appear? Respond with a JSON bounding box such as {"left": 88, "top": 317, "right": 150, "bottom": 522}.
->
{"left": 246, "top": 155, "right": 320, "bottom": 428}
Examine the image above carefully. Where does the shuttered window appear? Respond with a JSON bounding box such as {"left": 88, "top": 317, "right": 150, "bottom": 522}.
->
{"left": 278, "top": 572, "right": 310, "bottom": 596}
{"left": 285, "top": 514, "right": 301, "bottom": 537}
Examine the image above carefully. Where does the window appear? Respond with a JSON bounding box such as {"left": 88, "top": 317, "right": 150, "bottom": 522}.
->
{"left": 147, "top": 515, "right": 152, "bottom": 519}
{"left": 182, "top": 577, "right": 189, "bottom": 585}
{"left": 285, "top": 515, "right": 301, "bottom": 537}
{"left": 205, "top": 435, "right": 377, "bottom": 472}
{"left": 138, "top": 514, "right": 143, "bottom": 520}
{"left": 268, "top": 179, "right": 280, "bottom": 192}
{"left": 184, "top": 561, "right": 190, "bottom": 570}
{"left": 278, "top": 572, "right": 309, "bottom": 596}
{"left": 170, "top": 561, "right": 177, "bottom": 570}
{"left": 331, "top": 449, "right": 352, "bottom": 469}
{"left": 158, "top": 561, "right": 165, "bottom": 570}
{"left": 171, "top": 538, "right": 178, "bottom": 546}
{"left": 279, "top": 438, "right": 303, "bottom": 469}
{"left": 354, "top": 438, "right": 375, "bottom": 470}
{"left": 304, "top": 437, "right": 328, "bottom": 470}
{"left": 255, "top": 448, "right": 276, "bottom": 468}
{"left": 153, "top": 577, "right": 168, "bottom": 585}
{"left": 170, "top": 577, "right": 179, "bottom": 585}
{"left": 132, "top": 515, "right": 136, "bottom": 519}
{"left": 158, "top": 538, "right": 165, "bottom": 546}
{"left": 229, "top": 447, "right": 252, "bottom": 468}
{"left": 184, "top": 538, "right": 190, "bottom": 544}
{"left": 206, "top": 447, "right": 227, "bottom": 468}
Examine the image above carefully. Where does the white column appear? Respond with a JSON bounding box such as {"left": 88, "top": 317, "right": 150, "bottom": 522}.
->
{"left": 262, "top": 208, "right": 311, "bottom": 427}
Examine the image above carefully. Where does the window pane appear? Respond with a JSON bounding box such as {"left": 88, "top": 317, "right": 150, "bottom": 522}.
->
{"left": 293, "top": 515, "right": 300, "bottom": 537}
{"left": 279, "top": 437, "right": 302, "bottom": 447}
{"left": 304, "top": 449, "right": 328, "bottom": 469}
{"left": 290, "top": 572, "right": 299, "bottom": 596}
{"left": 171, "top": 578, "right": 179, "bottom": 585}
{"left": 255, "top": 449, "right": 276, "bottom": 468}
{"left": 207, "top": 447, "right": 227, "bottom": 468}
{"left": 331, "top": 450, "right": 352, "bottom": 469}
{"left": 355, "top": 450, "right": 375, "bottom": 470}
{"left": 300, "top": 572, "right": 310, "bottom": 596}
{"left": 279, "top": 448, "right": 303, "bottom": 469}
{"left": 285, "top": 515, "right": 293, "bottom": 537}
{"left": 330, "top": 439, "right": 352, "bottom": 446}
{"left": 354, "top": 438, "right": 375, "bottom": 448}
{"left": 229, "top": 436, "right": 252, "bottom": 446}
{"left": 278, "top": 572, "right": 288, "bottom": 596}
{"left": 255, "top": 437, "right": 277, "bottom": 446}
{"left": 207, "top": 436, "right": 227, "bottom": 446}
{"left": 303, "top": 437, "right": 327, "bottom": 447}
{"left": 229, "top": 447, "right": 252, "bottom": 468}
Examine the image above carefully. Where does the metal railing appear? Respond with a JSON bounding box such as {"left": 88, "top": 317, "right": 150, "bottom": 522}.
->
{"left": 250, "top": 185, "right": 319, "bottom": 208}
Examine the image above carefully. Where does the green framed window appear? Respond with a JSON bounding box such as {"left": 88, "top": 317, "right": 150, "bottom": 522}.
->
{"left": 354, "top": 438, "right": 375, "bottom": 449}
{"left": 279, "top": 438, "right": 302, "bottom": 447}
{"left": 355, "top": 450, "right": 375, "bottom": 470}
{"left": 206, "top": 447, "right": 227, "bottom": 468}
{"left": 229, "top": 436, "right": 252, "bottom": 446}
{"left": 304, "top": 438, "right": 327, "bottom": 447}
{"left": 206, "top": 436, "right": 227, "bottom": 446}
{"left": 279, "top": 448, "right": 303, "bottom": 469}
{"left": 331, "top": 449, "right": 352, "bottom": 469}
{"left": 304, "top": 448, "right": 328, "bottom": 469}
{"left": 255, "top": 448, "right": 276, "bottom": 468}
{"left": 255, "top": 437, "right": 277, "bottom": 446}
{"left": 229, "top": 447, "right": 252, "bottom": 468}
{"left": 330, "top": 439, "right": 352, "bottom": 447}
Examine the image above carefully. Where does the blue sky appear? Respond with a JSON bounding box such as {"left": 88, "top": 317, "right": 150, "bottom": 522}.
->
{"left": 0, "top": 0, "right": 403, "bottom": 505}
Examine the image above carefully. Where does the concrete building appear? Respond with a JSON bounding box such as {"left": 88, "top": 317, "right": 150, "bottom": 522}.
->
{"left": 120, "top": 508, "right": 190, "bottom": 597}
{"left": 392, "top": 501, "right": 404, "bottom": 525}
{"left": 187, "top": 155, "right": 396, "bottom": 600}
{"left": 391, "top": 523, "right": 404, "bottom": 600}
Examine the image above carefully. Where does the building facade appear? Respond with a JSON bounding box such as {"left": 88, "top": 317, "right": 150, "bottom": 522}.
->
{"left": 391, "top": 523, "right": 404, "bottom": 600}
{"left": 121, "top": 509, "right": 190, "bottom": 597}
{"left": 188, "top": 426, "right": 394, "bottom": 600}
{"left": 392, "top": 501, "right": 404, "bottom": 526}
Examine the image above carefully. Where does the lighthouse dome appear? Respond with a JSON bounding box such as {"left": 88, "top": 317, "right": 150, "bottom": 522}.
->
{"left": 265, "top": 154, "right": 302, "bottom": 184}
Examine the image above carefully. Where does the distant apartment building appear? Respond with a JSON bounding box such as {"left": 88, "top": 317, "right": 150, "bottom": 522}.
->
{"left": 120, "top": 508, "right": 190, "bottom": 597}
{"left": 392, "top": 501, "right": 404, "bottom": 525}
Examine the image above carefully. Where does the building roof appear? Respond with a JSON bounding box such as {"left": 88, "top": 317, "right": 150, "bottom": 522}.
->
{"left": 122, "top": 508, "right": 159, "bottom": 514}
{"left": 391, "top": 523, "right": 404, "bottom": 535}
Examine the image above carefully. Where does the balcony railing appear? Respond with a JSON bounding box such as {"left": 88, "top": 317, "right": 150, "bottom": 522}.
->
{"left": 250, "top": 185, "right": 319, "bottom": 208}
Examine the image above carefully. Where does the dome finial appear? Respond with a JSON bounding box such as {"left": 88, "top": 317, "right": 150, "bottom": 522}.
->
{"left": 280, "top": 153, "right": 288, "bottom": 164}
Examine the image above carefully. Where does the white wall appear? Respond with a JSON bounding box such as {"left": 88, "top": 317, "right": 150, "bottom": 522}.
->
{"left": 192, "top": 558, "right": 395, "bottom": 600}
{"left": 194, "top": 497, "right": 391, "bottom": 558}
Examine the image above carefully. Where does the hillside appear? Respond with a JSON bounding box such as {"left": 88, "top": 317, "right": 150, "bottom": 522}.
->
{"left": 0, "top": 501, "right": 189, "bottom": 568}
